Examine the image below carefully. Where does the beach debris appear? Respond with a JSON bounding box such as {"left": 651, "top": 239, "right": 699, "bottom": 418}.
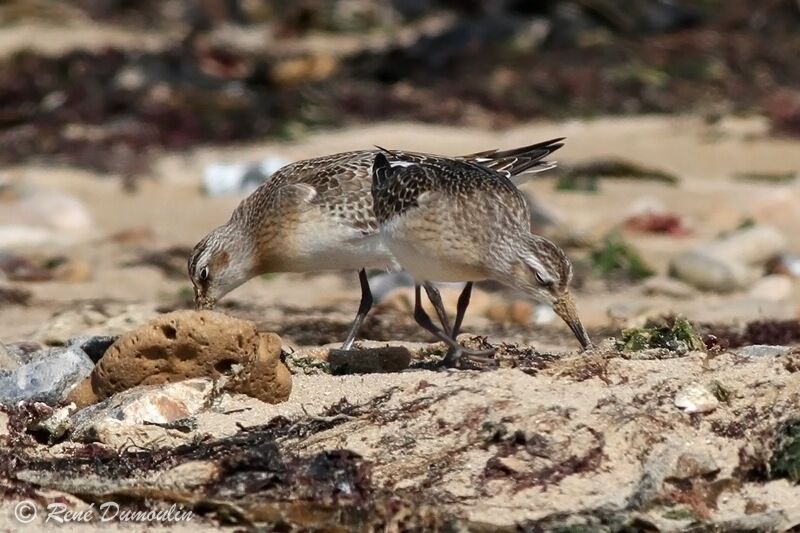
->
{"left": 202, "top": 156, "right": 288, "bottom": 196}
{"left": 328, "top": 346, "right": 412, "bottom": 375}
{"left": 703, "top": 319, "right": 800, "bottom": 349}
{"left": 0, "top": 283, "right": 32, "bottom": 305}
{"left": 732, "top": 171, "right": 797, "bottom": 184}
{"left": 618, "top": 316, "right": 705, "bottom": 353}
{"left": 770, "top": 419, "right": 800, "bottom": 484}
{"left": 623, "top": 212, "right": 691, "bottom": 236}
{"left": 590, "top": 232, "right": 655, "bottom": 282}
{"left": 558, "top": 158, "right": 680, "bottom": 186}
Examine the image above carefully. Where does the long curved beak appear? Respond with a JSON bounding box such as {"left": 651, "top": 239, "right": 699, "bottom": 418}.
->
{"left": 552, "top": 292, "right": 593, "bottom": 351}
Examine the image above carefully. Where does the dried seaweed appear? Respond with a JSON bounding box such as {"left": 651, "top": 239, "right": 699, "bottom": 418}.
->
{"left": 702, "top": 319, "right": 800, "bottom": 348}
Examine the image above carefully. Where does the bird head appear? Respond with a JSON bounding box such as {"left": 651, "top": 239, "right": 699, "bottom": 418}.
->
{"left": 187, "top": 224, "right": 255, "bottom": 310}
{"left": 500, "top": 234, "right": 593, "bottom": 350}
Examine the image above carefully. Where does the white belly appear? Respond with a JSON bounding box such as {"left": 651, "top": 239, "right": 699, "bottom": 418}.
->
{"left": 385, "top": 235, "right": 484, "bottom": 282}
{"left": 288, "top": 230, "right": 395, "bottom": 272}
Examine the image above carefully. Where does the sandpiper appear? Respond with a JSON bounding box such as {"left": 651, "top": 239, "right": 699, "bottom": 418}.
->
{"left": 188, "top": 139, "right": 564, "bottom": 350}
{"left": 371, "top": 150, "right": 592, "bottom": 366}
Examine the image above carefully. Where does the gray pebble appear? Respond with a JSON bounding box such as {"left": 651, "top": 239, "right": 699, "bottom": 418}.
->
{"left": 0, "top": 346, "right": 94, "bottom": 405}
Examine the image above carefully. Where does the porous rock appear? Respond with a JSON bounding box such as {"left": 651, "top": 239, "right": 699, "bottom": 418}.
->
{"left": 70, "top": 310, "right": 291, "bottom": 407}
{"left": 224, "top": 331, "right": 293, "bottom": 402}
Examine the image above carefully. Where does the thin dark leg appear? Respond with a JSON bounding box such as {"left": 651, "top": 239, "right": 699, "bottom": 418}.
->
{"left": 413, "top": 285, "right": 494, "bottom": 367}
{"left": 340, "top": 269, "right": 373, "bottom": 351}
{"left": 451, "top": 282, "right": 473, "bottom": 339}
{"left": 423, "top": 282, "right": 451, "bottom": 334}
{"left": 442, "top": 282, "right": 474, "bottom": 367}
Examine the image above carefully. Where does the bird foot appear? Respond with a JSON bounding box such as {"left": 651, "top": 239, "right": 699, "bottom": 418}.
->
{"left": 442, "top": 346, "right": 497, "bottom": 369}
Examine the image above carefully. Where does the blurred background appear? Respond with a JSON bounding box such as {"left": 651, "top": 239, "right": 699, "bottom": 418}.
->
{"left": 1, "top": 0, "right": 800, "bottom": 350}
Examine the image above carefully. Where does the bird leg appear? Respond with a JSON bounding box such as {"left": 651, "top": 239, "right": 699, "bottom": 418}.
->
{"left": 414, "top": 285, "right": 494, "bottom": 368}
{"left": 441, "top": 282, "right": 479, "bottom": 367}
{"left": 423, "top": 282, "right": 451, "bottom": 335}
{"left": 340, "top": 268, "right": 374, "bottom": 351}
{"left": 451, "top": 281, "right": 473, "bottom": 339}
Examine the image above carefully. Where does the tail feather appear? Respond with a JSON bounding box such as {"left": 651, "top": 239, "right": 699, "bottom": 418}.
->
{"left": 461, "top": 137, "right": 565, "bottom": 181}
{"left": 371, "top": 152, "right": 396, "bottom": 188}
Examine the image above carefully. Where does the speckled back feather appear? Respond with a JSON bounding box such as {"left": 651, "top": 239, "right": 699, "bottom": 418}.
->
{"left": 371, "top": 152, "right": 528, "bottom": 225}
{"left": 230, "top": 140, "right": 563, "bottom": 239}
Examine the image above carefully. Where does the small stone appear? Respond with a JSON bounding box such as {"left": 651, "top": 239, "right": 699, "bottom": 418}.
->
{"left": 31, "top": 404, "right": 76, "bottom": 442}
{"left": 485, "top": 299, "right": 534, "bottom": 325}
{"left": 670, "top": 451, "right": 720, "bottom": 480}
{"left": 736, "top": 345, "right": 792, "bottom": 358}
{"left": 674, "top": 384, "right": 719, "bottom": 414}
{"left": 508, "top": 300, "right": 533, "bottom": 325}
{"left": 0, "top": 346, "right": 94, "bottom": 406}
{"left": 669, "top": 251, "right": 754, "bottom": 292}
{"left": 748, "top": 275, "right": 793, "bottom": 301}
{"left": 70, "top": 378, "right": 214, "bottom": 447}
{"left": 328, "top": 346, "right": 412, "bottom": 375}
{"left": 485, "top": 301, "right": 510, "bottom": 324}
{"left": 494, "top": 456, "right": 529, "bottom": 474}
{"left": 642, "top": 277, "right": 698, "bottom": 299}
{"left": 670, "top": 225, "right": 787, "bottom": 291}
{"left": 709, "top": 225, "right": 786, "bottom": 265}
{"left": 52, "top": 259, "right": 92, "bottom": 283}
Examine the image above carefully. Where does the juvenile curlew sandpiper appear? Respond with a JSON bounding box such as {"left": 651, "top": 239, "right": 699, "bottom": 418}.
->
{"left": 370, "top": 148, "right": 592, "bottom": 366}
{"left": 188, "top": 140, "right": 564, "bottom": 350}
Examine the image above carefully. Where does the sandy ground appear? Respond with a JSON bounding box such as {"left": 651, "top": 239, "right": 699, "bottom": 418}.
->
{"left": 2, "top": 115, "right": 800, "bottom": 530}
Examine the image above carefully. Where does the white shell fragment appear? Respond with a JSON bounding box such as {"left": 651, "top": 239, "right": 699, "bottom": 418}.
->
{"left": 674, "top": 384, "right": 719, "bottom": 414}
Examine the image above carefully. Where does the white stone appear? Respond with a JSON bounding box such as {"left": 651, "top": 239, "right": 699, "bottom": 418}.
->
{"left": 737, "top": 345, "right": 792, "bottom": 358}
{"left": 674, "top": 384, "right": 719, "bottom": 414}
{"left": 748, "top": 275, "right": 793, "bottom": 301}
{"left": 642, "top": 277, "right": 698, "bottom": 299}
{"left": 70, "top": 379, "right": 214, "bottom": 448}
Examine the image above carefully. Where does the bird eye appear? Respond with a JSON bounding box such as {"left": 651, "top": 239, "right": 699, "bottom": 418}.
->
{"left": 533, "top": 270, "right": 550, "bottom": 286}
{"left": 198, "top": 266, "right": 209, "bottom": 282}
